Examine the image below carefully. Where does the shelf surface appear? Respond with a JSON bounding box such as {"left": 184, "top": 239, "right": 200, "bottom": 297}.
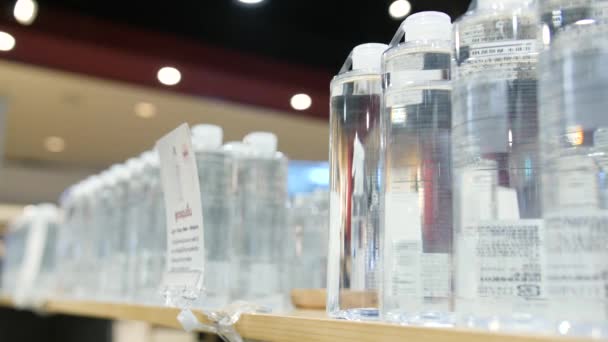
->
{"left": 0, "top": 297, "right": 592, "bottom": 342}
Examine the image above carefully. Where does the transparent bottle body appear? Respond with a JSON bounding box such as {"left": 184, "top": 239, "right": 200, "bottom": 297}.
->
{"left": 539, "top": 23, "right": 608, "bottom": 335}
{"left": 134, "top": 167, "right": 167, "bottom": 305}
{"left": 194, "top": 150, "right": 235, "bottom": 309}
{"left": 37, "top": 220, "right": 58, "bottom": 300}
{"left": 381, "top": 43, "right": 453, "bottom": 326}
{"left": 231, "top": 153, "right": 288, "bottom": 311}
{"left": 106, "top": 181, "right": 130, "bottom": 302}
{"left": 55, "top": 199, "right": 78, "bottom": 298}
{"left": 452, "top": 7, "right": 547, "bottom": 329}
{"left": 289, "top": 190, "right": 329, "bottom": 290}
{"left": 327, "top": 72, "right": 382, "bottom": 320}
{"left": 125, "top": 176, "right": 145, "bottom": 302}
{"left": 1, "top": 226, "right": 27, "bottom": 296}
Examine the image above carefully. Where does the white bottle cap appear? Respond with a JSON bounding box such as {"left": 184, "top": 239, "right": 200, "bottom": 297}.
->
{"left": 222, "top": 141, "right": 253, "bottom": 155}
{"left": 140, "top": 150, "right": 160, "bottom": 167}
{"left": 126, "top": 157, "right": 144, "bottom": 174}
{"left": 110, "top": 164, "right": 130, "bottom": 182}
{"left": 243, "top": 131, "right": 278, "bottom": 156}
{"left": 191, "top": 124, "right": 223, "bottom": 150}
{"left": 352, "top": 43, "right": 388, "bottom": 72}
{"left": 403, "top": 11, "right": 452, "bottom": 42}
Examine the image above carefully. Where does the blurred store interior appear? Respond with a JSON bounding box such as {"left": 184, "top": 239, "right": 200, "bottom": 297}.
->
{"left": 0, "top": 1, "right": 468, "bottom": 341}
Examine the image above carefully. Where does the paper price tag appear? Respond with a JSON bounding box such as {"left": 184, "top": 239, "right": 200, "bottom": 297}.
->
{"left": 156, "top": 124, "right": 205, "bottom": 295}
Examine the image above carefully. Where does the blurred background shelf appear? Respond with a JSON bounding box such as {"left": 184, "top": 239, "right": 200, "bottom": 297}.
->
{"left": 0, "top": 296, "right": 592, "bottom": 342}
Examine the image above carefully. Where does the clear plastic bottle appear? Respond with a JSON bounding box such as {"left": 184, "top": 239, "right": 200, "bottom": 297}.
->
{"left": 327, "top": 43, "right": 387, "bottom": 320}
{"left": 380, "top": 11, "right": 453, "bottom": 326}
{"left": 289, "top": 189, "right": 330, "bottom": 290}
{"left": 22, "top": 204, "right": 60, "bottom": 304}
{"left": 108, "top": 164, "right": 131, "bottom": 302}
{"left": 95, "top": 170, "right": 119, "bottom": 301}
{"left": 1, "top": 207, "right": 33, "bottom": 297}
{"left": 136, "top": 150, "right": 167, "bottom": 305}
{"left": 539, "top": 11, "right": 608, "bottom": 336}
{"left": 237, "top": 132, "right": 289, "bottom": 311}
{"left": 125, "top": 158, "right": 145, "bottom": 302}
{"left": 452, "top": 0, "right": 546, "bottom": 330}
{"left": 191, "top": 124, "right": 233, "bottom": 309}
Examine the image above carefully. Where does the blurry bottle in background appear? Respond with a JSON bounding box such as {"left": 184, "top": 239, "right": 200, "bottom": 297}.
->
{"left": 327, "top": 43, "right": 387, "bottom": 320}
{"left": 233, "top": 132, "right": 289, "bottom": 311}
{"left": 380, "top": 11, "right": 453, "bottom": 326}
{"left": 1, "top": 207, "right": 34, "bottom": 298}
{"left": 452, "top": 0, "right": 546, "bottom": 331}
{"left": 134, "top": 151, "right": 166, "bottom": 305}
{"left": 288, "top": 189, "right": 329, "bottom": 290}
{"left": 538, "top": 1, "right": 608, "bottom": 335}
{"left": 191, "top": 124, "right": 233, "bottom": 309}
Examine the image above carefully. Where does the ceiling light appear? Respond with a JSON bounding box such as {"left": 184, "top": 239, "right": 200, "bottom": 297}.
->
{"left": 134, "top": 102, "right": 156, "bottom": 118}
{"left": 157, "top": 66, "right": 181, "bottom": 86}
{"left": 238, "top": 0, "right": 264, "bottom": 4}
{"left": 290, "top": 93, "right": 312, "bottom": 111}
{"left": 13, "top": 0, "right": 38, "bottom": 25}
{"left": 0, "top": 31, "right": 16, "bottom": 52}
{"left": 44, "top": 136, "right": 65, "bottom": 153}
{"left": 389, "top": 0, "right": 411, "bottom": 19}
{"left": 575, "top": 18, "right": 595, "bottom": 25}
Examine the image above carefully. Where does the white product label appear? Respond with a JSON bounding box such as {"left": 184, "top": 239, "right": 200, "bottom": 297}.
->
{"left": 461, "top": 219, "right": 545, "bottom": 301}
{"left": 545, "top": 212, "right": 608, "bottom": 301}
{"left": 556, "top": 155, "right": 599, "bottom": 208}
{"left": 421, "top": 253, "right": 450, "bottom": 298}
{"left": 387, "top": 241, "right": 450, "bottom": 299}
{"left": 385, "top": 89, "right": 423, "bottom": 108}
{"left": 457, "top": 16, "right": 539, "bottom": 80}
{"left": 156, "top": 124, "right": 205, "bottom": 294}
{"left": 389, "top": 239, "right": 422, "bottom": 298}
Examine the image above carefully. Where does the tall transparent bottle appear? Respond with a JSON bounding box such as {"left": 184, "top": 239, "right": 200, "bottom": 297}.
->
{"left": 380, "top": 11, "right": 453, "bottom": 326}
{"left": 238, "top": 132, "right": 289, "bottom": 311}
{"left": 191, "top": 124, "right": 233, "bottom": 309}
{"left": 539, "top": 7, "right": 608, "bottom": 336}
{"left": 327, "top": 43, "right": 387, "bottom": 320}
{"left": 452, "top": 0, "right": 546, "bottom": 330}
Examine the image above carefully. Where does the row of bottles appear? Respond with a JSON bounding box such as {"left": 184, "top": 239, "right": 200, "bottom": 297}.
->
{"left": 328, "top": 0, "right": 608, "bottom": 336}
{"left": 1, "top": 125, "right": 332, "bottom": 313}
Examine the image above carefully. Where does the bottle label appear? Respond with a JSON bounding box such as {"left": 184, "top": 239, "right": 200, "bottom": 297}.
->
{"left": 545, "top": 212, "right": 608, "bottom": 319}
{"left": 384, "top": 191, "right": 450, "bottom": 299}
{"left": 456, "top": 16, "right": 539, "bottom": 80}
{"left": 156, "top": 124, "right": 205, "bottom": 296}
{"left": 459, "top": 219, "right": 545, "bottom": 301}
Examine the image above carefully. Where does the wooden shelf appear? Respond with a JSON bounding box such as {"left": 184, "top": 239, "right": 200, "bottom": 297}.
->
{"left": 0, "top": 297, "right": 590, "bottom": 342}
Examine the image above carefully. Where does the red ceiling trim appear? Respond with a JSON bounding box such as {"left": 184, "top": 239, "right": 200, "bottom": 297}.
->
{"left": 0, "top": 10, "right": 331, "bottom": 120}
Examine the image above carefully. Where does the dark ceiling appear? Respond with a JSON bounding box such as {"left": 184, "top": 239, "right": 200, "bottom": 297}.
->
{"left": 1, "top": 0, "right": 471, "bottom": 72}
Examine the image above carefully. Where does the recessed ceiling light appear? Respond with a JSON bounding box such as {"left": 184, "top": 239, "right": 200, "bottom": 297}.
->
{"left": 290, "top": 93, "right": 312, "bottom": 111}
{"left": 13, "top": 0, "right": 38, "bottom": 25}
{"left": 134, "top": 102, "right": 156, "bottom": 119}
{"left": 157, "top": 66, "right": 181, "bottom": 86}
{"left": 389, "top": 0, "right": 411, "bottom": 19}
{"left": 238, "top": 0, "right": 264, "bottom": 4}
{"left": 44, "top": 136, "right": 65, "bottom": 153}
{"left": 0, "top": 31, "right": 16, "bottom": 52}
